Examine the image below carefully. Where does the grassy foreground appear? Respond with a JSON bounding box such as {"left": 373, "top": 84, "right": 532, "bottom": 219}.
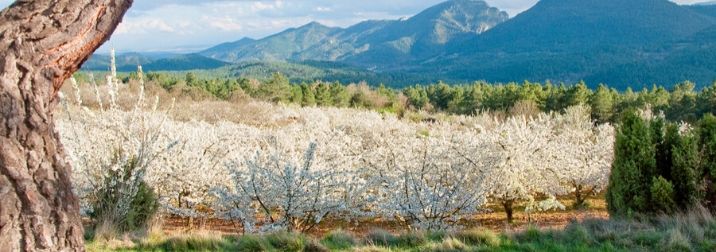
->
{"left": 87, "top": 209, "right": 716, "bottom": 252}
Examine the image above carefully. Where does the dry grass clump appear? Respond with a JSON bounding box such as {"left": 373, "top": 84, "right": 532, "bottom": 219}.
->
{"left": 452, "top": 228, "right": 501, "bottom": 247}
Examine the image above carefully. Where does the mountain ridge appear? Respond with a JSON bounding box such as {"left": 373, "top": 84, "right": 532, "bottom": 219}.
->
{"left": 199, "top": 0, "right": 508, "bottom": 66}
{"left": 83, "top": 0, "right": 716, "bottom": 89}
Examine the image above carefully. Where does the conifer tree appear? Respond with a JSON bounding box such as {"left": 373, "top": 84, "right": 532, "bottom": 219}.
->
{"left": 670, "top": 129, "right": 700, "bottom": 208}
{"left": 607, "top": 111, "right": 656, "bottom": 216}
{"left": 698, "top": 115, "right": 716, "bottom": 209}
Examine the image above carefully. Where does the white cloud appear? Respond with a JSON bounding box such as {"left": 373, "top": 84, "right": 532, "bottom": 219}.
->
{"left": 116, "top": 18, "right": 176, "bottom": 34}
{"left": 315, "top": 6, "right": 332, "bottom": 12}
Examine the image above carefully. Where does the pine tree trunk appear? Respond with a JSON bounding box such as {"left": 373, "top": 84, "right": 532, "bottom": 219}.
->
{"left": 0, "top": 1, "right": 132, "bottom": 251}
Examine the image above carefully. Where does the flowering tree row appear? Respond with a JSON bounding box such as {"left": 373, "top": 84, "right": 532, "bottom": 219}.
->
{"left": 57, "top": 75, "right": 614, "bottom": 231}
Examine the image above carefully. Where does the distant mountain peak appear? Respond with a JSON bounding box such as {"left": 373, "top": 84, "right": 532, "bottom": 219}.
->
{"left": 201, "top": 0, "right": 509, "bottom": 64}
{"left": 299, "top": 21, "right": 330, "bottom": 29}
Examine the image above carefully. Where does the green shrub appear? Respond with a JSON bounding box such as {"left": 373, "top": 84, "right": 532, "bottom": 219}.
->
{"left": 516, "top": 226, "right": 545, "bottom": 243}
{"left": 90, "top": 156, "right": 159, "bottom": 234}
{"left": 396, "top": 232, "right": 427, "bottom": 247}
{"left": 426, "top": 230, "right": 448, "bottom": 242}
{"left": 428, "top": 238, "right": 467, "bottom": 252}
{"left": 159, "top": 236, "right": 231, "bottom": 251}
{"left": 453, "top": 228, "right": 501, "bottom": 247}
{"left": 607, "top": 111, "right": 656, "bottom": 216}
{"left": 650, "top": 176, "right": 676, "bottom": 214}
{"left": 631, "top": 230, "right": 662, "bottom": 247}
{"left": 663, "top": 229, "right": 692, "bottom": 252}
{"left": 236, "top": 235, "right": 267, "bottom": 252}
{"left": 670, "top": 130, "right": 701, "bottom": 208}
{"left": 265, "top": 232, "right": 305, "bottom": 251}
{"left": 365, "top": 229, "right": 399, "bottom": 247}
{"left": 322, "top": 230, "right": 357, "bottom": 249}
{"left": 304, "top": 239, "right": 331, "bottom": 252}
{"left": 564, "top": 224, "right": 593, "bottom": 245}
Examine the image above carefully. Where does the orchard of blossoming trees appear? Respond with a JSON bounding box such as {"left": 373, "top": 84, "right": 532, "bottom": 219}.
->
{"left": 56, "top": 65, "right": 615, "bottom": 232}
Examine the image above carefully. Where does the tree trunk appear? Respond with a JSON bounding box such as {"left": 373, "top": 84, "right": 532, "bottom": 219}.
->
{"left": 503, "top": 200, "right": 514, "bottom": 224}
{"left": 0, "top": 1, "right": 132, "bottom": 251}
{"left": 574, "top": 184, "right": 585, "bottom": 209}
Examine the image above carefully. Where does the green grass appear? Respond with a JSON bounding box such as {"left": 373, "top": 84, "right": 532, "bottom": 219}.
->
{"left": 87, "top": 209, "right": 716, "bottom": 252}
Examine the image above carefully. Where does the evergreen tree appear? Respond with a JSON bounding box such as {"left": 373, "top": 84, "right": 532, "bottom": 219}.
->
{"left": 290, "top": 85, "right": 304, "bottom": 104}
{"left": 258, "top": 73, "right": 292, "bottom": 103}
{"left": 315, "top": 83, "right": 333, "bottom": 106}
{"left": 301, "top": 84, "right": 316, "bottom": 106}
{"left": 650, "top": 176, "right": 676, "bottom": 214}
{"left": 565, "top": 81, "right": 592, "bottom": 107}
{"left": 670, "top": 129, "right": 700, "bottom": 208}
{"left": 652, "top": 118, "right": 675, "bottom": 181}
{"left": 330, "top": 83, "right": 351, "bottom": 107}
{"left": 185, "top": 72, "right": 199, "bottom": 86}
{"left": 591, "top": 84, "right": 615, "bottom": 123}
{"left": 699, "top": 115, "right": 716, "bottom": 209}
{"left": 606, "top": 111, "right": 657, "bottom": 216}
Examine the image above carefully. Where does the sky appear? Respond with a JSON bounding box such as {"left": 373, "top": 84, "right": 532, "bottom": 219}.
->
{"left": 0, "top": 0, "right": 709, "bottom": 53}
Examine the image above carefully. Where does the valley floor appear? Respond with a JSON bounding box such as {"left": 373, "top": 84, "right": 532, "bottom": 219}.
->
{"left": 86, "top": 207, "right": 716, "bottom": 252}
{"left": 88, "top": 198, "right": 716, "bottom": 252}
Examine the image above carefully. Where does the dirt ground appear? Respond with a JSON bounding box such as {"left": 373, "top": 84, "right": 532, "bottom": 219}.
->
{"left": 158, "top": 197, "right": 610, "bottom": 237}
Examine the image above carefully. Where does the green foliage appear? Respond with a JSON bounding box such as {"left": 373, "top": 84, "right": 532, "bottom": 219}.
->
{"left": 395, "top": 232, "right": 427, "bottom": 247}
{"left": 88, "top": 209, "right": 716, "bottom": 251}
{"left": 264, "top": 232, "right": 306, "bottom": 251}
{"left": 654, "top": 121, "right": 676, "bottom": 181}
{"left": 670, "top": 131, "right": 700, "bottom": 208}
{"left": 365, "top": 229, "right": 399, "bottom": 247}
{"left": 650, "top": 176, "right": 677, "bottom": 214}
{"left": 591, "top": 84, "right": 616, "bottom": 123}
{"left": 607, "top": 111, "right": 656, "bottom": 216}
{"left": 321, "top": 230, "right": 358, "bottom": 249}
{"left": 611, "top": 112, "right": 716, "bottom": 215}
{"left": 453, "top": 229, "right": 501, "bottom": 247}
{"left": 236, "top": 235, "right": 268, "bottom": 252}
{"left": 88, "top": 67, "right": 716, "bottom": 123}
{"left": 698, "top": 115, "right": 716, "bottom": 210}
{"left": 257, "top": 73, "right": 292, "bottom": 103}
{"left": 303, "top": 240, "right": 331, "bottom": 252}
{"left": 155, "top": 235, "right": 239, "bottom": 251}
{"left": 90, "top": 156, "right": 159, "bottom": 234}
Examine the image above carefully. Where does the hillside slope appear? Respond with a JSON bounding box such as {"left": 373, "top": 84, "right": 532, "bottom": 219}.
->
{"left": 200, "top": 0, "right": 508, "bottom": 66}
{"left": 429, "top": 0, "right": 716, "bottom": 88}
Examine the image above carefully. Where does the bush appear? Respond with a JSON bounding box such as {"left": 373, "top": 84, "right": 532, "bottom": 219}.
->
{"left": 322, "top": 230, "right": 357, "bottom": 249}
{"left": 159, "top": 236, "right": 231, "bottom": 251}
{"left": 426, "top": 230, "right": 448, "bottom": 242}
{"left": 236, "top": 235, "right": 267, "bottom": 252}
{"left": 453, "top": 229, "right": 501, "bottom": 247}
{"left": 650, "top": 176, "right": 676, "bottom": 214}
{"left": 663, "top": 229, "right": 692, "bottom": 252}
{"left": 365, "top": 229, "right": 399, "bottom": 247}
{"left": 428, "top": 238, "right": 467, "bottom": 252}
{"left": 265, "top": 232, "right": 306, "bottom": 251}
{"left": 89, "top": 156, "right": 159, "bottom": 234}
{"left": 564, "top": 224, "right": 593, "bottom": 245}
{"left": 670, "top": 132, "right": 700, "bottom": 208}
{"left": 304, "top": 239, "right": 331, "bottom": 252}
{"left": 396, "top": 232, "right": 427, "bottom": 247}
{"left": 607, "top": 111, "right": 656, "bottom": 216}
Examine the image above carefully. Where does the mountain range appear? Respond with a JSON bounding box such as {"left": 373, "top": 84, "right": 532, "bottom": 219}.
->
{"left": 84, "top": 0, "right": 716, "bottom": 89}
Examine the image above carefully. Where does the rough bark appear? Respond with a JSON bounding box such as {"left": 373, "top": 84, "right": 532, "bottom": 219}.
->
{"left": 0, "top": 1, "right": 132, "bottom": 251}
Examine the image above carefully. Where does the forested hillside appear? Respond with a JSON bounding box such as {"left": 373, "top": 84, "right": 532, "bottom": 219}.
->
{"left": 84, "top": 0, "right": 716, "bottom": 89}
